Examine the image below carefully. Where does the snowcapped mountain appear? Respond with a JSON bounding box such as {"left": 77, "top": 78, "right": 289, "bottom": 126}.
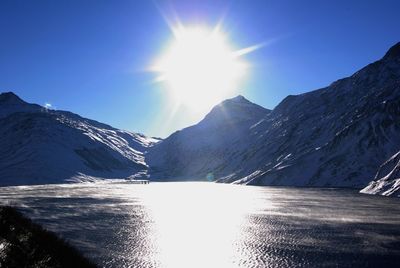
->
{"left": 0, "top": 92, "right": 159, "bottom": 186}
{"left": 2, "top": 42, "right": 400, "bottom": 195}
{"left": 147, "top": 95, "right": 271, "bottom": 180}
{"left": 148, "top": 42, "right": 400, "bottom": 190}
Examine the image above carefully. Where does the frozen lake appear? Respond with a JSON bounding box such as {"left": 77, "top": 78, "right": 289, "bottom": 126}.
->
{"left": 1, "top": 182, "right": 400, "bottom": 267}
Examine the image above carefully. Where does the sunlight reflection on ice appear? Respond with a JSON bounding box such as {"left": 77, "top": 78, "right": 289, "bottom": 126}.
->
{"left": 140, "top": 183, "right": 266, "bottom": 267}
{"left": 1, "top": 182, "right": 400, "bottom": 268}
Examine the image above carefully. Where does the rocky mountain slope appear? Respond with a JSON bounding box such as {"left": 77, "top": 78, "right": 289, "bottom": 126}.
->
{"left": 147, "top": 96, "right": 271, "bottom": 180}
{"left": 0, "top": 92, "right": 159, "bottom": 186}
{"left": 148, "top": 42, "right": 400, "bottom": 190}
{"left": 361, "top": 151, "right": 400, "bottom": 197}
{"left": 1, "top": 42, "right": 399, "bottom": 195}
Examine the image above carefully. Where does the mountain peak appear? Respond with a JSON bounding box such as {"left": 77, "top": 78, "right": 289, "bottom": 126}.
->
{"left": 222, "top": 95, "right": 249, "bottom": 104}
{"left": 199, "top": 94, "right": 270, "bottom": 126}
{"left": 230, "top": 94, "right": 246, "bottom": 101}
{"left": 0, "top": 92, "right": 41, "bottom": 119}
{"left": 383, "top": 42, "right": 400, "bottom": 60}
{"left": 216, "top": 95, "right": 266, "bottom": 111}
{"left": 0, "top": 92, "right": 25, "bottom": 104}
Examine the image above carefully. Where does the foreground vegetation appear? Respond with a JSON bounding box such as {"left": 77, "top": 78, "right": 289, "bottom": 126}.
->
{"left": 0, "top": 206, "right": 97, "bottom": 268}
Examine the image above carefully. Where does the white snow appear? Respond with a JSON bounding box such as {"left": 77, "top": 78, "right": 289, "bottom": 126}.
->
{"left": 146, "top": 42, "right": 400, "bottom": 191}
{"left": 360, "top": 151, "right": 400, "bottom": 197}
{"left": 1, "top": 43, "right": 400, "bottom": 194}
{"left": 0, "top": 93, "right": 159, "bottom": 186}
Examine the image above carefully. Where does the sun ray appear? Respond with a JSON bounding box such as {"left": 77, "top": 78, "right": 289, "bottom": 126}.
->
{"left": 150, "top": 22, "right": 262, "bottom": 113}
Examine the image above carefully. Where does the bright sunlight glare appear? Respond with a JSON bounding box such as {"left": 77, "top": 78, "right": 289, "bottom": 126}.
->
{"left": 151, "top": 25, "right": 256, "bottom": 112}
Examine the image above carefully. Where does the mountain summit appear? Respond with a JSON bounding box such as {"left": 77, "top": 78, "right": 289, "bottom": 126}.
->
{"left": 0, "top": 92, "right": 42, "bottom": 119}
{"left": 200, "top": 95, "right": 270, "bottom": 127}
{"left": 147, "top": 95, "right": 271, "bottom": 180}
{"left": 0, "top": 92, "right": 25, "bottom": 104}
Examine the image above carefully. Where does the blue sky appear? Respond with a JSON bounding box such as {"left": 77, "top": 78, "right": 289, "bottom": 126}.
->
{"left": 1, "top": 0, "right": 399, "bottom": 137}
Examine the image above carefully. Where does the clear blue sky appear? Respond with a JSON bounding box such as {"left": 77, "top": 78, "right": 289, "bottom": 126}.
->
{"left": 1, "top": 0, "right": 399, "bottom": 137}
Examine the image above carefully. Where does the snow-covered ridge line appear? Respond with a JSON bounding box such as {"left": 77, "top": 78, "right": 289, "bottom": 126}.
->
{"left": 0, "top": 92, "right": 160, "bottom": 186}
{"left": 1, "top": 42, "right": 400, "bottom": 197}
{"left": 147, "top": 42, "right": 400, "bottom": 197}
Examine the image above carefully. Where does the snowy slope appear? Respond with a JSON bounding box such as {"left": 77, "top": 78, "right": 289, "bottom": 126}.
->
{"left": 148, "top": 42, "right": 400, "bottom": 189}
{"left": 2, "top": 42, "right": 400, "bottom": 191}
{"left": 361, "top": 151, "right": 400, "bottom": 197}
{"left": 0, "top": 92, "right": 159, "bottom": 186}
{"left": 147, "top": 95, "right": 271, "bottom": 180}
{"left": 234, "top": 43, "right": 400, "bottom": 188}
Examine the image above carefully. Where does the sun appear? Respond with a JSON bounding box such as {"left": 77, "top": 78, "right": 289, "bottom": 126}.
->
{"left": 151, "top": 25, "right": 254, "bottom": 112}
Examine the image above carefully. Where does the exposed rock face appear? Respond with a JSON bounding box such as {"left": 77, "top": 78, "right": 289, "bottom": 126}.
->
{"left": 361, "top": 151, "right": 400, "bottom": 197}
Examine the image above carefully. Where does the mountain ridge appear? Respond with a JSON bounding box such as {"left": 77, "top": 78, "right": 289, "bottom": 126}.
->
{"left": 0, "top": 93, "right": 158, "bottom": 186}
{"left": 1, "top": 42, "right": 400, "bottom": 196}
{"left": 147, "top": 41, "right": 400, "bottom": 195}
{"left": 147, "top": 94, "right": 271, "bottom": 180}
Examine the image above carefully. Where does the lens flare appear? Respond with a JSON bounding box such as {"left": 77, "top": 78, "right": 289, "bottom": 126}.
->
{"left": 151, "top": 25, "right": 259, "bottom": 113}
